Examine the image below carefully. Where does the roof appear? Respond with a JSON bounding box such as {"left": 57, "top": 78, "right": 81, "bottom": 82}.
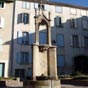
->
{"left": 4, "top": 0, "right": 88, "bottom": 10}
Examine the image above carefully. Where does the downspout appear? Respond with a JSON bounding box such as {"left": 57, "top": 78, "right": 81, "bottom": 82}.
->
{"left": 10, "top": 0, "right": 16, "bottom": 75}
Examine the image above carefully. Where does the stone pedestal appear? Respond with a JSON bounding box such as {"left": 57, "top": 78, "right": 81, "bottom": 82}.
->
{"left": 23, "top": 80, "right": 61, "bottom": 88}
{"left": 32, "top": 44, "right": 58, "bottom": 80}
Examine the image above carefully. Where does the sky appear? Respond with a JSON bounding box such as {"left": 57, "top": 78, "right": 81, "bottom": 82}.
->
{"left": 51, "top": 0, "right": 88, "bottom": 7}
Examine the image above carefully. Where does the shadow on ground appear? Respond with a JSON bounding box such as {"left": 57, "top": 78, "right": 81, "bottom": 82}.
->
{"left": 61, "top": 79, "right": 88, "bottom": 87}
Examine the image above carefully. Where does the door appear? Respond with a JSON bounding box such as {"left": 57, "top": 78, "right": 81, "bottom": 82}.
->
{"left": 15, "top": 69, "right": 25, "bottom": 78}
{"left": 0, "top": 63, "right": 5, "bottom": 77}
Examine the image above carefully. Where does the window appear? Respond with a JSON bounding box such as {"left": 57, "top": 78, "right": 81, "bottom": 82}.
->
{"left": 57, "top": 34, "right": 64, "bottom": 47}
{"left": 16, "top": 52, "right": 29, "bottom": 65}
{"left": 39, "top": 32, "right": 47, "bottom": 44}
{"left": 55, "top": 16, "right": 63, "bottom": 27}
{"left": 34, "top": 3, "right": 38, "bottom": 9}
{"left": 57, "top": 55, "right": 65, "bottom": 67}
{"left": 0, "top": 2, "right": 4, "bottom": 8}
{"left": 55, "top": 6, "right": 62, "bottom": 13}
{"left": 70, "top": 19, "right": 77, "bottom": 28}
{"left": 22, "top": 32, "right": 29, "bottom": 45}
{"left": 17, "top": 31, "right": 29, "bottom": 45}
{"left": 0, "top": 38, "right": 3, "bottom": 51}
{"left": 81, "top": 10, "right": 87, "bottom": 16}
{"left": 45, "top": 4, "right": 49, "bottom": 11}
{"left": 0, "top": 17, "right": 4, "bottom": 28}
{"left": 70, "top": 8, "right": 76, "bottom": 15}
{"left": 72, "top": 35, "right": 79, "bottom": 48}
{"left": 82, "top": 19, "right": 88, "bottom": 30}
{"left": 84, "top": 36, "right": 88, "bottom": 48}
{"left": 22, "top": 1, "right": 30, "bottom": 9}
{"left": 17, "top": 13, "right": 29, "bottom": 24}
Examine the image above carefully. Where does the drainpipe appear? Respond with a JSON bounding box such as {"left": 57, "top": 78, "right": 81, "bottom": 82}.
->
{"left": 10, "top": 0, "right": 16, "bottom": 76}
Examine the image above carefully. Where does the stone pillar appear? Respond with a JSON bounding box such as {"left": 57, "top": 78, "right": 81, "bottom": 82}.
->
{"left": 48, "top": 47, "right": 58, "bottom": 79}
{"left": 32, "top": 44, "right": 39, "bottom": 80}
{"left": 47, "top": 25, "right": 51, "bottom": 46}
{"left": 35, "top": 23, "right": 39, "bottom": 45}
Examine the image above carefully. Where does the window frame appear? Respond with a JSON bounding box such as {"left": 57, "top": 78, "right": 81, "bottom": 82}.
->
{"left": 72, "top": 35, "right": 79, "bottom": 48}
{"left": 0, "top": 2, "right": 4, "bottom": 9}
{"left": 70, "top": 18, "right": 78, "bottom": 29}
{"left": 57, "top": 34, "right": 65, "bottom": 47}
{"left": 55, "top": 6, "right": 62, "bottom": 13}
{"left": 22, "top": 1, "right": 30, "bottom": 9}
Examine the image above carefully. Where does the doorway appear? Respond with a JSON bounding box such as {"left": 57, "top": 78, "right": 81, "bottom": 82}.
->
{"left": 74, "top": 55, "right": 88, "bottom": 74}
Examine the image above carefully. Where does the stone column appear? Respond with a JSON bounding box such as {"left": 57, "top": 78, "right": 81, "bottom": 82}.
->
{"left": 32, "top": 44, "right": 39, "bottom": 80}
{"left": 48, "top": 47, "right": 58, "bottom": 79}
{"left": 47, "top": 25, "right": 51, "bottom": 46}
{"left": 35, "top": 23, "right": 39, "bottom": 45}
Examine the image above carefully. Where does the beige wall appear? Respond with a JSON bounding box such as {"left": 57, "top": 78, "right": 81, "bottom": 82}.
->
{"left": 12, "top": 1, "right": 88, "bottom": 76}
{"left": 0, "top": 2, "right": 13, "bottom": 77}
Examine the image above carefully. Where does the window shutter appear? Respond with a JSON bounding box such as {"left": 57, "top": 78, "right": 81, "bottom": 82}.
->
{"left": 17, "top": 13, "right": 23, "bottom": 24}
{"left": 82, "top": 36, "right": 84, "bottom": 48}
{"left": 82, "top": 20, "right": 88, "bottom": 29}
{"left": 0, "top": 17, "right": 4, "bottom": 28}
{"left": 79, "top": 35, "right": 82, "bottom": 47}
{"left": 17, "top": 31, "right": 22, "bottom": 44}
{"left": 55, "top": 17, "right": 60, "bottom": 27}
{"left": 0, "top": 38, "right": 3, "bottom": 51}
{"left": 29, "top": 52, "right": 32, "bottom": 64}
{"left": 70, "top": 35, "right": 73, "bottom": 46}
{"left": 29, "top": 33, "right": 34, "bottom": 44}
{"left": 74, "top": 19, "right": 77, "bottom": 28}
{"left": 16, "top": 52, "right": 21, "bottom": 64}
{"left": 34, "top": 3, "right": 38, "bottom": 9}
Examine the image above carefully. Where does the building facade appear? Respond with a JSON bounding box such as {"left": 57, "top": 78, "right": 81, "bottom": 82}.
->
{"left": 0, "top": 1, "right": 13, "bottom": 77}
{"left": 0, "top": 0, "right": 88, "bottom": 78}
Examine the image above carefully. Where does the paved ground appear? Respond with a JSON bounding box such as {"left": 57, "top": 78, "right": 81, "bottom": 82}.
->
{"left": 62, "top": 84, "right": 88, "bottom": 88}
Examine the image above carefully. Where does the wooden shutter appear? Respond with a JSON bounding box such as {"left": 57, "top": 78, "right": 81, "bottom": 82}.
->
{"left": 17, "top": 13, "right": 23, "bottom": 24}
{"left": 55, "top": 17, "right": 60, "bottom": 27}
{"left": 82, "top": 36, "right": 84, "bottom": 48}
{"left": 29, "top": 32, "right": 34, "bottom": 44}
{"left": 70, "top": 35, "right": 73, "bottom": 46}
{"left": 79, "top": 35, "right": 82, "bottom": 47}
{"left": 82, "top": 19, "right": 88, "bottom": 29}
{"left": 74, "top": 19, "right": 77, "bottom": 28}
{"left": 16, "top": 52, "right": 21, "bottom": 64}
